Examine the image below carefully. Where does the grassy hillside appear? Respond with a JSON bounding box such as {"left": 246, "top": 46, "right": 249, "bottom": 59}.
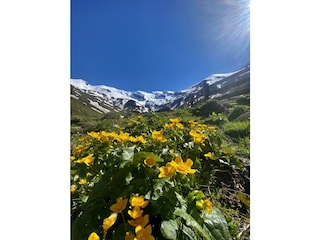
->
{"left": 70, "top": 94, "right": 250, "bottom": 240}
{"left": 71, "top": 97, "right": 103, "bottom": 121}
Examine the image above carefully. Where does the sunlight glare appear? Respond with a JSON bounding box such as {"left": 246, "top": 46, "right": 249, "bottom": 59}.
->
{"left": 203, "top": 0, "right": 250, "bottom": 60}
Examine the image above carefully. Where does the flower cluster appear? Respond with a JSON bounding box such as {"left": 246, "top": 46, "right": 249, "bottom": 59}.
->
{"left": 86, "top": 130, "right": 147, "bottom": 144}
{"left": 158, "top": 155, "right": 196, "bottom": 178}
{"left": 164, "top": 117, "right": 184, "bottom": 130}
{"left": 87, "top": 195, "right": 155, "bottom": 240}
{"left": 126, "top": 195, "right": 154, "bottom": 240}
{"left": 71, "top": 115, "right": 240, "bottom": 240}
{"left": 196, "top": 198, "right": 214, "bottom": 214}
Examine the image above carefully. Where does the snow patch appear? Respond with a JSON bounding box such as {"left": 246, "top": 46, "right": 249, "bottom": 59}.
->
{"left": 88, "top": 99, "right": 110, "bottom": 114}
{"left": 71, "top": 95, "right": 79, "bottom": 100}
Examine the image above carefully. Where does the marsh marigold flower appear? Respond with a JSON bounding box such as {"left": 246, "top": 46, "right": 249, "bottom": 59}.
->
{"left": 73, "top": 145, "right": 85, "bottom": 155}
{"left": 135, "top": 225, "right": 155, "bottom": 240}
{"left": 130, "top": 135, "right": 147, "bottom": 144}
{"left": 99, "top": 131, "right": 109, "bottom": 142}
{"left": 189, "top": 120, "right": 199, "bottom": 126}
{"left": 136, "top": 136, "right": 147, "bottom": 144}
{"left": 189, "top": 129, "right": 206, "bottom": 144}
{"left": 128, "top": 214, "right": 149, "bottom": 228}
{"left": 102, "top": 213, "right": 118, "bottom": 232}
{"left": 158, "top": 163, "right": 176, "bottom": 178}
{"left": 196, "top": 199, "right": 204, "bottom": 210}
{"left": 79, "top": 179, "right": 87, "bottom": 185}
{"left": 203, "top": 198, "right": 213, "bottom": 213}
{"left": 169, "top": 156, "right": 196, "bottom": 175}
{"left": 75, "top": 153, "right": 94, "bottom": 166}
{"left": 83, "top": 154, "right": 95, "bottom": 166}
{"left": 130, "top": 195, "right": 149, "bottom": 208}
{"left": 88, "top": 232, "right": 100, "bottom": 240}
{"left": 70, "top": 185, "right": 77, "bottom": 193}
{"left": 128, "top": 206, "right": 144, "bottom": 219}
{"left": 204, "top": 152, "right": 213, "bottom": 159}
{"left": 164, "top": 118, "right": 184, "bottom": 129}
{"left": 88, "top": 131, "right": 101, "bottom": 140}
{"left": 144, "top": 157, "right": 156, "bottom": 167}
{"left": 151, "top": 130, "right": 166, "bottom": 142}
{"left": 118, "top": 131, "right": 131, "bottom": 142}
{"left": 110, "top": 197, "right": 128, "bottom": 213}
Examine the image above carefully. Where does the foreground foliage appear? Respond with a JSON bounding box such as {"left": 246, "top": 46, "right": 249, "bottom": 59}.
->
{"left": 71, "top": 114, "right": 249, "bottom": 240}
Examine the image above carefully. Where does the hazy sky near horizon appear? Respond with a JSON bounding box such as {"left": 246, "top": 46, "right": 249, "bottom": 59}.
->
{"left": 71, "top": 0, "right": 250, "bottom": 92}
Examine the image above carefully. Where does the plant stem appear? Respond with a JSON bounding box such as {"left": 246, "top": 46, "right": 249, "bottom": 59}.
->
{"left": 102, "top": 230, "right": 107, "bottom": 240}
{"left": 121, "top": 212, "right": 128, "bottom": 232}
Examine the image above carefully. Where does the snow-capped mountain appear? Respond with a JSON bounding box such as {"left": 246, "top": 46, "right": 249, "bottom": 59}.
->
{"left": 71, "top": 64, "right": 250, "bottom": 114}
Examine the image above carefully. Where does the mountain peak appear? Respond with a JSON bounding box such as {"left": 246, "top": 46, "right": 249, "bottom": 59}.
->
{"left": 71, "top": 65, "right": 250, "bottom": 113}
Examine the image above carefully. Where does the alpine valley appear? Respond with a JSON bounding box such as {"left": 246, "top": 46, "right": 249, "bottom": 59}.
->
{"left": 71, "top": 64, "right": 250, "bottom": 117}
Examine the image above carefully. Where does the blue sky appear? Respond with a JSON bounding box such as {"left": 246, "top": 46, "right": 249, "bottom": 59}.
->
{"left": 71, "top": 0, "right": 250, "bottom": 92}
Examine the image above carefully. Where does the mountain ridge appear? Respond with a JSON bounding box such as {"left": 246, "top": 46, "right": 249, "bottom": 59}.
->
{"left": 71, "top": 64, "right": 250, "bottom": 114}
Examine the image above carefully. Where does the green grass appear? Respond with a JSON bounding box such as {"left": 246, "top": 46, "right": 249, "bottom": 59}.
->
{"left": 222, "top": 121, "right": 250, "bottom": 139}
{"left": 71, "top": 97, "right": 103, "bottom": 121}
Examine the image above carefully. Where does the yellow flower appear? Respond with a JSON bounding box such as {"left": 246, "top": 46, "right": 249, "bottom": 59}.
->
{"left": 189, "top": 120, "right": 199, "bottom": 126}
{"left": 151, "top": 130, "right": 166, "bottom": 142}
{"left": 100, "top": 131, "right": 109, "bottom": 142}
{"left": 135, "top": 225, "right": 155, "bottom": 240}
{"left": 73, "top": 145, "right": 85, "bottom": 155}
{"left": 70, "top": 185, "right": 77, "bottom": 193}
{"left": 136, "top": 136, "right": 147, "bottom": 144}
{"left": 125, "top": 232, "right": 135, "bottom": 240}
{"left": 189, "top": 129, "right": 206, "bottom": 144}
{"left": 204, "top": 152, "right": 213, "bottom": 159}
{"left": 88, "top": 232, "right": 100, "bottom": 240}
{"left": 144, "top": 157, "right": 156, "bottom": 167}
{"left": 83, "top": 154, "right": 94, "bottom": 166}
{"left": 128, "top": 207, "right": 144, "bottom": 219}
{"left": 128, "top": 214, "right": 149, "bottom": 228}
{"left": 130, "top": 195, "right": 149, "bottom": 208}
{"left": 164, "top": 123, "right": 174, "bottom": 129}
{"left": 158, "top": 163, "right": 176, "bottom": 178}
{"left": 79, "top": 179, "right": 87, "bottom": 185}
{"left": 70, "top": 156, "right": 76, "bottom": 161}
{"left": 170, "top": 118, "right": 181, "bottom": 124}
{"left": 102, "top": 213, "right": 118, "bottom": 231}
{"left": 110, "top": 197, "right": 128, "bottom": 213}
{"left": 108, "top": 131, "right": 119, "bottom": 140}
{"left": 169, "top": 156, "right": 196, "bottom": 175}
{"left": 203, "top": 198, "right": 213, "bottom": 213}
{"left": 76, "top": 154, "right": 94, "bottom": 166}
{"left": 196, "top": 199, "right": 204, "bottom": 210}
{"left": 118, "top": 131, "right": 130, "bottom": 141}
{"left": 88, "top": 131, "right": 101, "bottom": 140}
{"left": 79, "top": 136, "right": 89, "bottom": 142}
{"left": 164, "top": 118, "right": 184, "bottom": 129}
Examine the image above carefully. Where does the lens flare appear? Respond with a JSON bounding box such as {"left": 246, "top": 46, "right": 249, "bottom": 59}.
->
{"left": 201, "top": 0, "right": 250, "bottom": 60}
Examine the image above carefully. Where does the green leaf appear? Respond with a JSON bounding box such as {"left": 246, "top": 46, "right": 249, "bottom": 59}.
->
{"left": 173, "top": 208, "right": 213, "bottom": 240}
{"left": 175, "top": 192, "right": 187, "bottom": 211}
{"left": 161, "top": 220, "right": 178, "bottom": 239}
{"left": 203, "top": 208, "right": 231, "bottom": 240}
{"left": 120, "top": 145, "right": 136, "bottom": 165}
{"left": 80, "top": 195, "right": 89, "bottom": 203}
{"left": 235, "top": 192, "right": 250, "bottom": 208}
{"left": 174, "top": 207, "right": 231, "bottom": 240}
{"left": 186, "top": 190, "right": 205, "bottom": 202}
{"left": 133, "top": 152, "right": 163, "bottom": 164}
{"left": 181, "top": 225, "right": 197, "bottom": 239}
